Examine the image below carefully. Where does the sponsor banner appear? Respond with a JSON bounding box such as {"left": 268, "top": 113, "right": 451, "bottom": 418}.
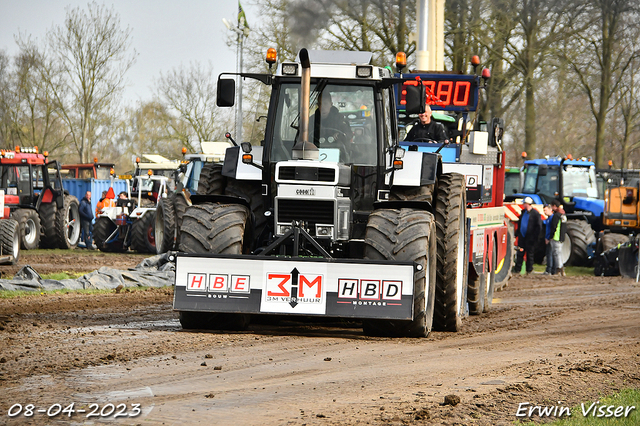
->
{"left": 174, "top": 255, "right": 415, "bottom": 320}
{"left": 466, "top": 207, "right": 506, "bottom": 229}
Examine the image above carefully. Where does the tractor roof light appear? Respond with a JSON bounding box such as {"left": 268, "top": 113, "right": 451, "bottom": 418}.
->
{"left": 266, "top": 48, "right": 277, "bottom": 68}
{"left": 471, "top": 55, "right": 480, "bottom": 66}
{"left": 34, "top": 146, "right": 38, "bottom": 154}
{"left": 356, "top": 65, "right": 372, "bottom": 78}
{"left": 136, "top": 157, "right": 140, "bottom": 164}
{"left": 147, "top": 169, "right": 153, "bottom": 176}
{"left": 110, "top": 168, "right": 115, "bottom": 175}
{"left": 395, "top": 52, "right": 406, "bottom": 72}
{"left": 43, "top": 151, "right": 49, "bottom": 158}
{"left": 93, "top": 157, "right": 98, "bottom": 163}
{"left": 281, "top": 63, "right": 298, "bottom": 75}
{"left": 181, "top": 147, "right": 187, "bottom": 156}
{"left": 15, "top": 146, "right": 20, "bottom": 153}
{"left": 521, "top": 151, "right": 527, "bottom": 158}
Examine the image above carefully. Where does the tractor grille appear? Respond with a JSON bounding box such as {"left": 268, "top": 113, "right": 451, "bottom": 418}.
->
{"left": 277, "top": 199, "right": 334, "bottom": 224}
{"left": 278, "top": 166, "right": 336, "bottom": 182}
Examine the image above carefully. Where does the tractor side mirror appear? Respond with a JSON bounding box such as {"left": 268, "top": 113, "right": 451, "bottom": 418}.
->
{"left": 217, "top": 79, "right": 236, "bottom": 107}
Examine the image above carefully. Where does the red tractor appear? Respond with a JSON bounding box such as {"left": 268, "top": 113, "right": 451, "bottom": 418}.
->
{"left": 0, "top": 147, "right": 81, "bottom": 250}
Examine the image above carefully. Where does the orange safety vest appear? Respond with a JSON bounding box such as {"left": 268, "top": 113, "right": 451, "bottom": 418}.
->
{"left": 96, "top": 198, "right": 115, "bottom": 216}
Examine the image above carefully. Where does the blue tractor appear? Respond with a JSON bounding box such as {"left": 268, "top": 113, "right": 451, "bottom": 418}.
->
{"left": 505, "top": 156, "right": 602, "bottom": 266}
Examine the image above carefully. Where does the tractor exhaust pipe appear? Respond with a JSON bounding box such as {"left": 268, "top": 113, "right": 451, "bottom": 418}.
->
{"left": 292, "top": 48, "right": 319, "bottom": 160}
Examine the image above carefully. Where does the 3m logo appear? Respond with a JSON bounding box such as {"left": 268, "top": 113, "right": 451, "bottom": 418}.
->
{"left": 265, "top": 268, "right": 323, "bottom": 308}
{"left": 338, "top": 279, "right": 402, "bottom": 301}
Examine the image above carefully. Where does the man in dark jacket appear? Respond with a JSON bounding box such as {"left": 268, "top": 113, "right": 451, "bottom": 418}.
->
{"left": 309, "top": 91, "right": 353, "bottom": 161}
{"left": 79, "top": 191, "right": 94, "bottom": 249}
{"left": 404, "top": 104, "right": 448, "bottom": 142}
{"left": 513, "top": 197, "right": 542, "bottom": 274}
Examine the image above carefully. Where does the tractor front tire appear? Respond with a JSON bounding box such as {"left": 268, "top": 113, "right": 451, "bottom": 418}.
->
{"left": 565, "top": 220, "right": 596, "bottom": 266}
{"left": 225, "top": 179, "right": 266, "bottom": 248}
{"left": 12, "top": 209, "right": 41, "bottom": 250}
{"left": 196, "top": 163, "right": 226, "bottom": 195}
{"left": 433, "top": 173, "right": 467, "bottom": 332}
{"left": 467, "top": 267, "right": 486, "bottom": 315}
{"left": 172, "top": 192, "right": 189, "bottom": 248}
{"left": 0, "top": 219, "right": 20, "bottom": 264}
{"left": 363, "top": 208, "right": 437, "bottom": 338}
{"left": 93, "top": 217, "right": 123, "bottom": 252}
{"left": 131, "top": 212, "right": 156, "bottom": 253}
{"left": 155, "top": 197, "right": 176, "bottom": 254}
{"left": 53, "top": 195, "right": 81, "bottom": 249}
{"left": 178, "top": 203, "right": 251, "bottom": 331}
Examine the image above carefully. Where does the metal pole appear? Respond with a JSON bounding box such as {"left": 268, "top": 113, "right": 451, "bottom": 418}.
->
{"left": 236, "top": 31, "right": 243, "bottom": 144}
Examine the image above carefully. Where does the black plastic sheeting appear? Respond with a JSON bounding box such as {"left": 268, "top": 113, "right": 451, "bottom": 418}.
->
{"left": 0, "top": 253, "right": 175, "bottom": 292}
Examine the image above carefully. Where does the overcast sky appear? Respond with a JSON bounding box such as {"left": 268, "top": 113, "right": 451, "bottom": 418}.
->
{"left": 0, "top": 0, "right": 258, "bottom": 105}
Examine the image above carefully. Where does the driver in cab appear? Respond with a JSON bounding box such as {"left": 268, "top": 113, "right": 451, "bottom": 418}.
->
{"left": 404, "top": 104, "right": 447, "bottom": 143}
{"left": 310, "top": 91, "right": 353, "bottom": 159}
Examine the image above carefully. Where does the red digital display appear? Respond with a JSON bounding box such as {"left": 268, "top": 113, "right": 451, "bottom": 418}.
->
{"left": 400, "top": 78, "right": 476, "bottom": 109}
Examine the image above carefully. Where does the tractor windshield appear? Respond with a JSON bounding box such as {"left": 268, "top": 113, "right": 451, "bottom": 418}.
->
{"left": 522, "top": 164, "right": 560, "bottom": 203}
{"left": 562, "top": 165, "right": 598, "bottom": 198}
{"left": 270, "top": 82, "right": 378, "bottom": 165}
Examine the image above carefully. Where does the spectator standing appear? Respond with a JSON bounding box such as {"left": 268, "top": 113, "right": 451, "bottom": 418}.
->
{"left": 79, "top": 191, "right": 94, "bottom": 249}
{"left": 542, "top": 204, "right": 555, "bottom": 275}
{"left": 513, "top": 197, "right": 542, "bottom": 275}
{"left": 550, "top": 199, "right": 567, "bottom": 276}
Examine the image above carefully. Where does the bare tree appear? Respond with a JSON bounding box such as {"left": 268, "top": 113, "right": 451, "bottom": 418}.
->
{"left": 11, "top": 35, "right": 72, "bottom": 154}
{"left": 564, "top": 0, "right": 640, "bottom": 168}
{"left": 43, "top": 1, "right": 136, "bottom": 163}
{"left": 0, "top": 50, "right": 17, "bottom": 148}
{"left": 155, "top": 62, "right": 233, "bottom": 152}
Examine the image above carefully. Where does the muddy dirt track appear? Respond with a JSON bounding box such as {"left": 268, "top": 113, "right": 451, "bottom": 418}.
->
{"left": 0, "top": 252, "right": 639, "bottom": 425}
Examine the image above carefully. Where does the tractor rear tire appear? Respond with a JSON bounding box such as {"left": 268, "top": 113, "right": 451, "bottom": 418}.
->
{"left": 433, "top": 173, "right": 467, "bottom": 332}
{"left": 53, "top": 195, "right": 81, "bottom": 249}
{"left": 131, "top": 212, "right": 156, "bottom": 253}
{"left": 178, "top": 203, "right": 251, "bottom": 330}
{"left": 38, "top": 202, "right": 57, "bottom": 248}
{"left": 155, "top": 197, "right": 176, "bottom": 254}
{"left": 93, "top": 217, "right": 123, "bottom": 252}
{"left": 565, "top": 219, "right": 596, "bottom": 266}
{"left": 494, "top": 221, "right": 515, "bottom": 290}
{"left": 11, "top": 209, "right": 41, "bottom": 250}
{"left": 467, "top": 267, "right": 486, "bottom": 315}
{"left": 196, "top": 163, "right": 225, "bottom": 195}
{"left": 0, "top": 219, "right": 20, "bottom": 264}
{"left": 599, "top": 233, "right": 628, "bottom": 253}
{"left": 225, "top": 179, "right": 266, "bottom": 247}
{"left": 362, "top": 208, "right": 437, "bottom": 338}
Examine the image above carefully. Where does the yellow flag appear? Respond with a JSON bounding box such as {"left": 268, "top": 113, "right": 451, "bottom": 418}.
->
{"left": 238, "top": 2, "right": 249, "bottom": 29}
